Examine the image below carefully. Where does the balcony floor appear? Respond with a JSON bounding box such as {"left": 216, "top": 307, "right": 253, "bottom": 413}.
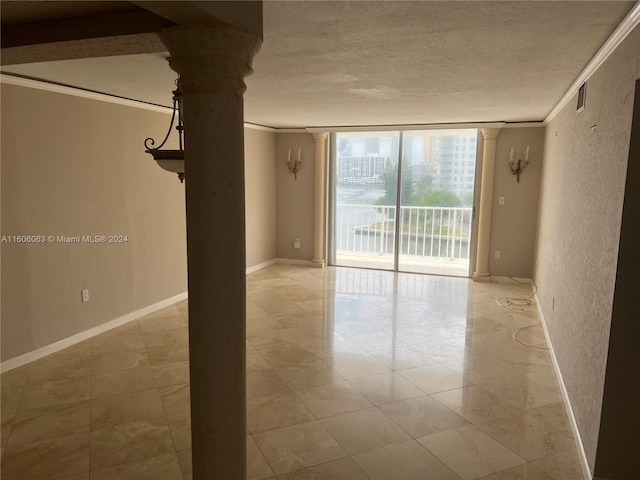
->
{"left": 336, "top": 253, "right": 470, "bottom": 277}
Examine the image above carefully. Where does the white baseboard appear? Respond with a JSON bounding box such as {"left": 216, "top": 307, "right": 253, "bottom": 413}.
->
{"left": 246, "top": 258, "right": 277, "bottom": 274}
{"left": 0, "top": 291, "right": 188, "bottom": 373}
{"left": 276, "top": 258, "right": 312, "bottom": 266}
{"left": 534, "top": 293, "right": 593, "bottom": 480}
{"left": 491, "top": 275, "right": 533, "bottom": 284}
{"left": 1, "top": 259, "right": 284, "bottom": 373}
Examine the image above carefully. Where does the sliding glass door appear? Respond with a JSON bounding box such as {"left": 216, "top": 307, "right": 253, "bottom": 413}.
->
{"left": 397, "top": 130, "right": 477, "bottom": 275}
{"left": 331, "top": 132, "right": 399, "bottom": 270}
{"left": 330, "top": 129, "right": 478, "bottom": 277}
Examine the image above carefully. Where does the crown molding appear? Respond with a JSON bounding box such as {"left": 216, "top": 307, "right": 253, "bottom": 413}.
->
{"left": 274, "top": 128, "right": 308, "bottom": 133}
{"left": 502, "top": 122, "right": 545, "bottom": 129}
{"left": 244, "top": 123, "right": 277, "bottom": 132}
{"left": 544, "top": 2, "right": 640, "bottom": 124}
{"left": 0, "top": 73, "right": 277, "bottom": 132}
{"left": 304, "top": 122, "right": 505, "bottom": 133}
{"left": 1, "top": 73, "right": 173, "bottom": 114}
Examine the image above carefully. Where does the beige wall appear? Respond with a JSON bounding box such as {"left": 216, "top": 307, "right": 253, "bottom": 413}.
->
{"left": 1, "top": 83, "right": 188, "bottom": 361}
{"left": 275, "top": 132, "right": 315, "bottom": 260}
{"left": 534, "top": 26, "right": 640, "bottom": 473}
{"left": 1, "top": 83, "right": 277, "bottom": 362}
{"left": 245, "top": 128, "right": 277, "bottom": 268}
{"left": 489, "top": 127, "right": 544, "bottom": 278}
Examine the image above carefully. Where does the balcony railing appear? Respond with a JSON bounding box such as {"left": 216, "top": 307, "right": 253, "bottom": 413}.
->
{"left": 335, "top": 204, "right": 473, "bottom": 262}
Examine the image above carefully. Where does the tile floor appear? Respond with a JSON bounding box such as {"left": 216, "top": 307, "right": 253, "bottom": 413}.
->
{"left": 0, "top": 264, "right": 585, "bottom": 479}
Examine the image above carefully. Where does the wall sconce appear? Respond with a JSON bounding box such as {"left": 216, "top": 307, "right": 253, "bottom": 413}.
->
{"left": 508, "top": 146, "right": 530, "bottom": 183}
{"left": 287, "top": 148, "right": 302, "bottom": 180}
{"left": 145, "top": 80, "right": 185, "bottom": 183}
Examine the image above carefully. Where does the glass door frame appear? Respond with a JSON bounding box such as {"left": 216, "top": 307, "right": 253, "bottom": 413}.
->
{"left": 328, "top": 128, "right": 481, "bottom": 278}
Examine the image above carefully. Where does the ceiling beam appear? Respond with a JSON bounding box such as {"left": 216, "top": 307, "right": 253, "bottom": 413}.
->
{"left": 1, "top": 10, "right": 172, "bottom": 49}
{"left": 132, "top": 1, "right": 263, "bottom": 39}
{"left": 1, "top": 8, "right": 173, "bottom": 66}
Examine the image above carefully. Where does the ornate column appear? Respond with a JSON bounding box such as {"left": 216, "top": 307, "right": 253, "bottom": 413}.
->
{"left": 311, "top": 132, "right": 328, "bottom": 267}
{"left": 159, "top": 24, "right": 261, "bottom": 479}
{"left": 473, "top": 127, "right": 501, "bottom": 281}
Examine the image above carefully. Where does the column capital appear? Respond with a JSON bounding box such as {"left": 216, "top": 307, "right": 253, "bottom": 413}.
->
{"left": 480, "top": 128, "right": 502, "bottom": 141}
{"left": 312, "top": 132, "right": 328, "bottom": 143}
{"left": 160, "top": 23, "right": 262, "bottom": 96}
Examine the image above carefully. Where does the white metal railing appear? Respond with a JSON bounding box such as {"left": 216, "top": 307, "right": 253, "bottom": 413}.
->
{"left": 335, "top": 204, "right": 473, "bottom": 261}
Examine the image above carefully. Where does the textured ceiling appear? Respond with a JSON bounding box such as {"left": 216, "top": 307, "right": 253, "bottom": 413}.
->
{"left": 1, "top": 1, "right": 636, "bottom": 128}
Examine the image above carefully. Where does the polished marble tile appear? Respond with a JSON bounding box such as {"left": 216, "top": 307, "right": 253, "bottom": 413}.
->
{"left": 92, "top": 321, "right": 141, "bottom": 338}
{"left": 0, "top": 264, "right": 584, "bottom": 480}
{"left": 432, "top": 384, "right": 523, "bottom": 424}
{"left": 1, "top": 432, "right": 90, "bottom": 480}
{"left": 152, "top": 361, "right": 190, "bottom": 388}
{"left": 1, "top": 386, "right": 23, "bottom": 415}
{"left": 476, "top": 412, "right": 575, "bottom": 461}
{"left": 90, "top": 417, "right": 174, "bottom": 469}
{"left": 142, "top": 327, "right": 188, "bottom": 349}
{"left": 479, "top": 373, "right": 561, "bottom": 410}
{"left": 295, "top": 381, "right": 373, "bottom": 418}
{"left": 91, "top": 366, "right": 157, "bottom": 398}
{"left": 324, "top": 354, "right": 391, "bottom": 380}
{"left": 247, "top": 435, "right": 274, "bottom": 480}
{"left": 247, "top": 351, "right": 271, "bottom": 372}
{"left": 273, "top": 360, "right": 343, "bottom": 390}
{"left": 418, "top": 425, "right": 526, "bottom": 480}
{"left": 247, "top": 369, "right": 293, "bottom": 399}
{"left": 529, "top": 450, "right": 584, "bottom": 479}
{"left": 8, "top": 401, "right": 89, "bottom": 446}
{"left": 91, "top": 333, "right": 146, "bottom": 356}
{"left": 138, "top": 313, "right": 185, "bottom": 332}
{"left": 92, "top": 350, "right": 149, "bottom": 375}
{"left": 90, "top": 452, "right": 183, "bottom": 480}
{"left": 379, "top": 395, "right": 470, "bottom": 438}
{"left": 176, "top": 448, "right": 192, "bottom": 480}
{"left": 19, "top": 377, "right": 91, "bottom": 411}
{"left": 369, "top": 345, "right": 439, "bottom": 370}
{"left": 352, "top": 439, "right": 460, "bottom": 480}
{"left": 58, "top": 472, "right": 90, "bottom": 480}
{"left": 91, "top": 388, "right": 165, "bottom": 429}
{"left": 146, "top": 344, "right": 190, "bottom": 366}
{"left": 278, "top": 456, "right": 368, "bottom": 479}
{"left": 477, "top": 462, "right": 554, "bottom": 480}
{"left": 158, "top": 384, "right": 190, "bottom": 417}
{"left": 166, "top": 411, "right": 191, "bottom": 451}
{"left": 526, "top": 401, "right": 573, "bottom": 438}
{"left": 247, "top": 391, "right": 315, "bottom": 433}
{"left": 24, "top": 356, "right": 91, "bottom": 384}
{"left": 319, "top": 407, "right": 410, "bottom": 455}
{"left": 253, "top": 420, "right": 347, "bottom": 475}
{"left": 410, "top": 340, "right": 471, "bottom": 365}
{"left": 257, "top": 344, "right": 320, "bottom": 368}
{"left": 1, "top": 413, "right": 14, "bottom": 448}
{"left": 0, "top": 368, "right": 29, "bottom": 388}
{"left": 347, "top": 372, "right": 425, "bottom": 405}
{"left": 398, "top": 363, "right": 473, "bottom": 394}
{"left": 347, "top": 330, "right": 402, "bottom": 352}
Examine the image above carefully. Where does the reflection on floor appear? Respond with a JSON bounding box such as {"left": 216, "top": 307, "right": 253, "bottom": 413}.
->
{"left": 0, "top": 264, "right": 584, "bottom": 479}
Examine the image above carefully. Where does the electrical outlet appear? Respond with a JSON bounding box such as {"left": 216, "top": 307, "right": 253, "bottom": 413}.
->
{"left": 293, "top": 238, "right": 301, "bottom": 249}
{"left": 499, "top": 196, "right": 505, "bottom": 205}
{"left": 494, "top": 250, "right": 501, "bottom": 259}
{"left": 81, "top": 289, "right": 89, "bottom": 303}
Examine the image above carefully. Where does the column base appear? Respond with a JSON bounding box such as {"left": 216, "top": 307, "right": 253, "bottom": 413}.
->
{"left": 310, "top": 259, "right": 325, "bottom": 268}
{"left": 472, "top": 272, "right": 491, "bottom": 282}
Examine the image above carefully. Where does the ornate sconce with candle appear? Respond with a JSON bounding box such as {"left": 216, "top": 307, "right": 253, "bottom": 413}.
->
{"left": 508, "top": 146, "right": 530, "bottom": 183}
{"left": 287, "top": 148, "right": 302, "bottom": 180}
